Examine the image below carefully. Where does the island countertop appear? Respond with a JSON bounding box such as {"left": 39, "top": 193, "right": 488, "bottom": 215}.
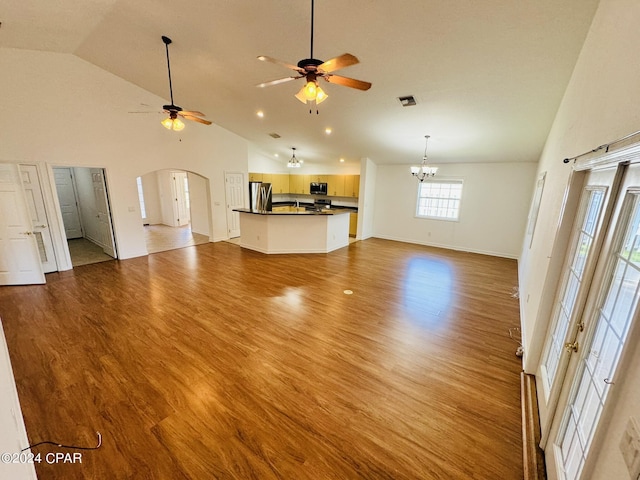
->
{"left": 233, "top": 207, "right": 352, "bottom": 215}
{"left": 235, "top": 208, "right": 351, "bottom": 254}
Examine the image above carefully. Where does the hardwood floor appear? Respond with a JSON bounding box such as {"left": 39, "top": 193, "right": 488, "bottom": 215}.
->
{"left": 144, "top": 224, "right": 209, "bottom": 254}
{"left": 0, "top": 239, "right": 523, "bottom": 479}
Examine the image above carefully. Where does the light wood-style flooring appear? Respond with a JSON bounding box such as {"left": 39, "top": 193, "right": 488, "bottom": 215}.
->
{"left": 0, "top": 239, "right": 523, "bottom": 479}
{"left": 144, "top": 224, "right": 209, "bottom": 254}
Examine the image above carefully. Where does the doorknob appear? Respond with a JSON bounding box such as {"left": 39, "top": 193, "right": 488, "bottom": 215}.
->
{"left": 35, "top": 224, "right": 47, "bottom": 229}
{"left": 564, "top": 341, "right": 579, "bottom": 353}
{"left": 20, "top": 231, "right": 33, "bottom": 236}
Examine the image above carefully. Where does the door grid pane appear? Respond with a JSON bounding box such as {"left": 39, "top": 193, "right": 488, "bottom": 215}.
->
{"left": 556, "top": 192, "right": 640, "bottom": 480}
{"left": 541, "top": 188, "right": 606, "bottom": 395}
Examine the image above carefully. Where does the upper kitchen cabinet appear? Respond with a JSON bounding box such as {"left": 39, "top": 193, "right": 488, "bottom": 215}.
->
{"left": 249, "top": 172, "right": 263, "bottom": 182}
{"left": 343, "top": 175, "right": 360, "bottom": 197}
{"left": 271, "top": 174, "right": 290, "bottom": 194}
{"left": 289, "top": 174, "right": 305, "bottom": 194}
{"left": 327, "top": 175, "right": 345, "bottom": 197}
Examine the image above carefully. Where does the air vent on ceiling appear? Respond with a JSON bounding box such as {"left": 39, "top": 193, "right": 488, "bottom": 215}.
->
{"left": 398, "top": 95, "right": 417, "bottom": 107}
{"left": 269, "top": 132, "right": 281, "bottom": 138}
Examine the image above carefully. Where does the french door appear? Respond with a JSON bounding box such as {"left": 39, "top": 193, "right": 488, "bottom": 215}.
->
{"left": 537, "top": 167, "right": 619, "bottom": 440}
{"left": 545, "top": 163, "right": 640, "bottom": 479}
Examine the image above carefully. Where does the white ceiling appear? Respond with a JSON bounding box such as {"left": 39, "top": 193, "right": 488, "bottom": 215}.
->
{"left": 1, "top": 0, "right": 600, "bottom": 166}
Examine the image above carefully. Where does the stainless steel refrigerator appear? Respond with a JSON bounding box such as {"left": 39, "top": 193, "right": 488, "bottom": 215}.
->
{"left": 249, "top": 182, "right": 272, "bottom": 212}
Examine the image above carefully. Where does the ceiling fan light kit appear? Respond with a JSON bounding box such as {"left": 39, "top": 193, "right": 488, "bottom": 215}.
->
{"left": 257, "top": 0, "right": 371, "bottom": 111}
{"left": 158, "top": 35, "right": 212, "bottom": 131}
{"left": 161, "top": 114, "right": 185, "bottom": 131}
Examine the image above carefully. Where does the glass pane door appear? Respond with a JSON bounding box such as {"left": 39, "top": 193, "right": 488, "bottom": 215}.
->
{"left": 540, "top": 188, "right": 605, "bottom": 395}
{"left": 554, "top": 189, "right": 640, "bottom": 479}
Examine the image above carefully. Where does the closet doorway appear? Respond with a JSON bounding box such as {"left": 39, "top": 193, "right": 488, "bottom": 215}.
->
{"left": 53, "top": 167, "right": 117, "bottom": 267}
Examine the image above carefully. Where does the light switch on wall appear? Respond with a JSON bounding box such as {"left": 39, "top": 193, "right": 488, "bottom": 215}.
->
{"left": 620, "top": 417, "right": 640, "bottom": 479}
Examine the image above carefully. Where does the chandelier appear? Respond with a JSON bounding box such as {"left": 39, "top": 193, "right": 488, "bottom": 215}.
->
{"left": 410, "top": 135, "right": 438, "bottom": 181}
{"left": 288, "top": 147, "right": 302, "bottom": 168}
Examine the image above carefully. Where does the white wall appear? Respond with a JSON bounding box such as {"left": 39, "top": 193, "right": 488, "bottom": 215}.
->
{"left": 359, "top": 158, "right": 377, "bottom": 240}
{"left": 0, "top": 47, "right": 249, "bottom": 263}
{"left": 373, "top": 162, "right": 537, "bottom": 258}
{"left": 518, "top": 0, "right": 640, "bottom": 477}
{"left": 187, "top": 172, "right": 210, "bottom": 237}
{"left": 140, "top": 172, "right": 162, "bottom": 225}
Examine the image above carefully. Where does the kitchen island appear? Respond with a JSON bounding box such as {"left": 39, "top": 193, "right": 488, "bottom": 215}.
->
{"left": 234, "top": 207, "right": 351, "bottom": 254}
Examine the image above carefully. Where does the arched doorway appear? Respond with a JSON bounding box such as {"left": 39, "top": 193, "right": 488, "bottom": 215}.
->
{"left": 137, "top": 169, "right": 212, "bottom": 254}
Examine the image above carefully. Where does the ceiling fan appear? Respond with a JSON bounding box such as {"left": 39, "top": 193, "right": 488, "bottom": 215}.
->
{"left": 256, "top": 0, "right": 371, "bottom": 111}
{"left": 159, "top": 35, "right": 211, "bottom": 131}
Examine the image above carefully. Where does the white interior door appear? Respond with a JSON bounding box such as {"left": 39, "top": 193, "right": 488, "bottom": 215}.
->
{"left": 0, "top": 163, "right": 45, "bottom": 285}
{"left": 225, "top": 172, "right": 244, "bottom": 238}
{"left": 53, "top": 167, "right": 83, "bottom": 239}
{"left": 19, "top": 164, "right": 57, "bottom": 273}
{"left": 537, "top": 167, "right": 619, "bottom": 442}
{"left": 91, "top": 169, "right": 117, "bottom": 258}
{"left": 171, "top": 172, "right": 190, "bottom": 227}
{"left": 546, "top": 164, "right": 640, "bottom": 479}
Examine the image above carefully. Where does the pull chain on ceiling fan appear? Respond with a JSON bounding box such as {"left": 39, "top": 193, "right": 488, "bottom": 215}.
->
{"left": 160, "top": 35, "right": 212, "bottom": 131}
{"left": 256, "top": 0, "right": 371, "bottom": 112}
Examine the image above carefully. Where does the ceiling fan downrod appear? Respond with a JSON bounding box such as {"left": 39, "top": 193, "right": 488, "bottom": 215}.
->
{"left": 310, "top": 0, "right": 315, "bottom": 59}
{"left": 162, "top": 35, "right": 176, "bottom": 107}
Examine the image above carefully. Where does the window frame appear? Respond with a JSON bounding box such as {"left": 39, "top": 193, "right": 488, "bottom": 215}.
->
{"left": 414, "top": 178, "right": 464, "bottom": 222}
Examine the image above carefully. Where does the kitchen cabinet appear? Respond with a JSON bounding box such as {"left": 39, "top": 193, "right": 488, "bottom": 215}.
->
{"left": 249, "top": 172, "right": 360, "bottom": 197}
{"left": 309, "top": 174, "right": 328, "bottom": 183}
{"left": 327, "top": 175, "right": 345, "bottom": 197}
{"left": 349, "top": 212, "right": 358, "bottom": 236}
{"left": 271, "top": 174, "right": 290, "bottom": 194}
{"left": 344, "top": 175, "right": 360, "bottom": 197}
{"left": 289, "top": 174, "right": 304, "bottom": 194}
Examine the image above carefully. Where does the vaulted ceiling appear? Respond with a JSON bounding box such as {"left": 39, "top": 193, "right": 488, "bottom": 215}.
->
{"left": 1, "top": 0, "right": 600, "bottom": 166}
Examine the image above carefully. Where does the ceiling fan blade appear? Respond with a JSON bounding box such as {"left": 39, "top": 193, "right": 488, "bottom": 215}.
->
{"left": 319, "top": 53, "right": 359, "bottom": 73}
{"left": 256, "top": 76, "right": 299, "bottom": 88}
{"left": 180, "top": 110, "right": 206, "bottom": 117}
{"left": 257, "top": 55, "right": 304, "bottom": 73}
{"left": 326, "top": 74, "right": 372, "bottom": 91}
{"left": 180, "top": 114, "right": 212, "bottom": 125}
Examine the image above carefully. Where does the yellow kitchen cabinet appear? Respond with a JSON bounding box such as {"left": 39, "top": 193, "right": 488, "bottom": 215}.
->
{"left": 302, "top": 175, "right": 311, "bottom": 194}
{"left": 344, "top": 175, "right": 360, "bottom": 197}
{"left": 289, "top": 174, "right": 303, "bottom": 194}
{"left": 349, "top": 212, "right": 358, "bottom": 236}
{"left": 271, "top": 174, "right": 290, "bottom": 194}
{"left": 327, "top": 175, "right": 345, "bottom": 197}
{"left": 249, "top": 172, "right": 263, "bottom": 182}
{"left": 309, "top": 174, "right": 328, "bottom": 183}
{"left": 261, "top": 173, "right": 273, "bottom": 185}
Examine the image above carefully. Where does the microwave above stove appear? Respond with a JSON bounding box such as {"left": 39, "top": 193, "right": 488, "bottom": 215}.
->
{"left": 310, "top": 182, "right": 328, "bottom": 195}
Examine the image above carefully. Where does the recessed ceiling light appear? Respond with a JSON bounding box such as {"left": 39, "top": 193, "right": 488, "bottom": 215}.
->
{"left": 257, "top": 110, "right": 264, "bottom": 118}
{"left": 274, "top": 153, "right": 279, "bottom": 157}
{"left": 339, "top": 158, "right": 345, "bottom": 163}
{"left": 325, "top": 127, "right": 332, "bottom": 135}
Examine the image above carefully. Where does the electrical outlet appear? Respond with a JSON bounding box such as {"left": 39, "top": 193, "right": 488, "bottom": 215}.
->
{"left": 620, "top": 417, "right": 640, "bottom": 479}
